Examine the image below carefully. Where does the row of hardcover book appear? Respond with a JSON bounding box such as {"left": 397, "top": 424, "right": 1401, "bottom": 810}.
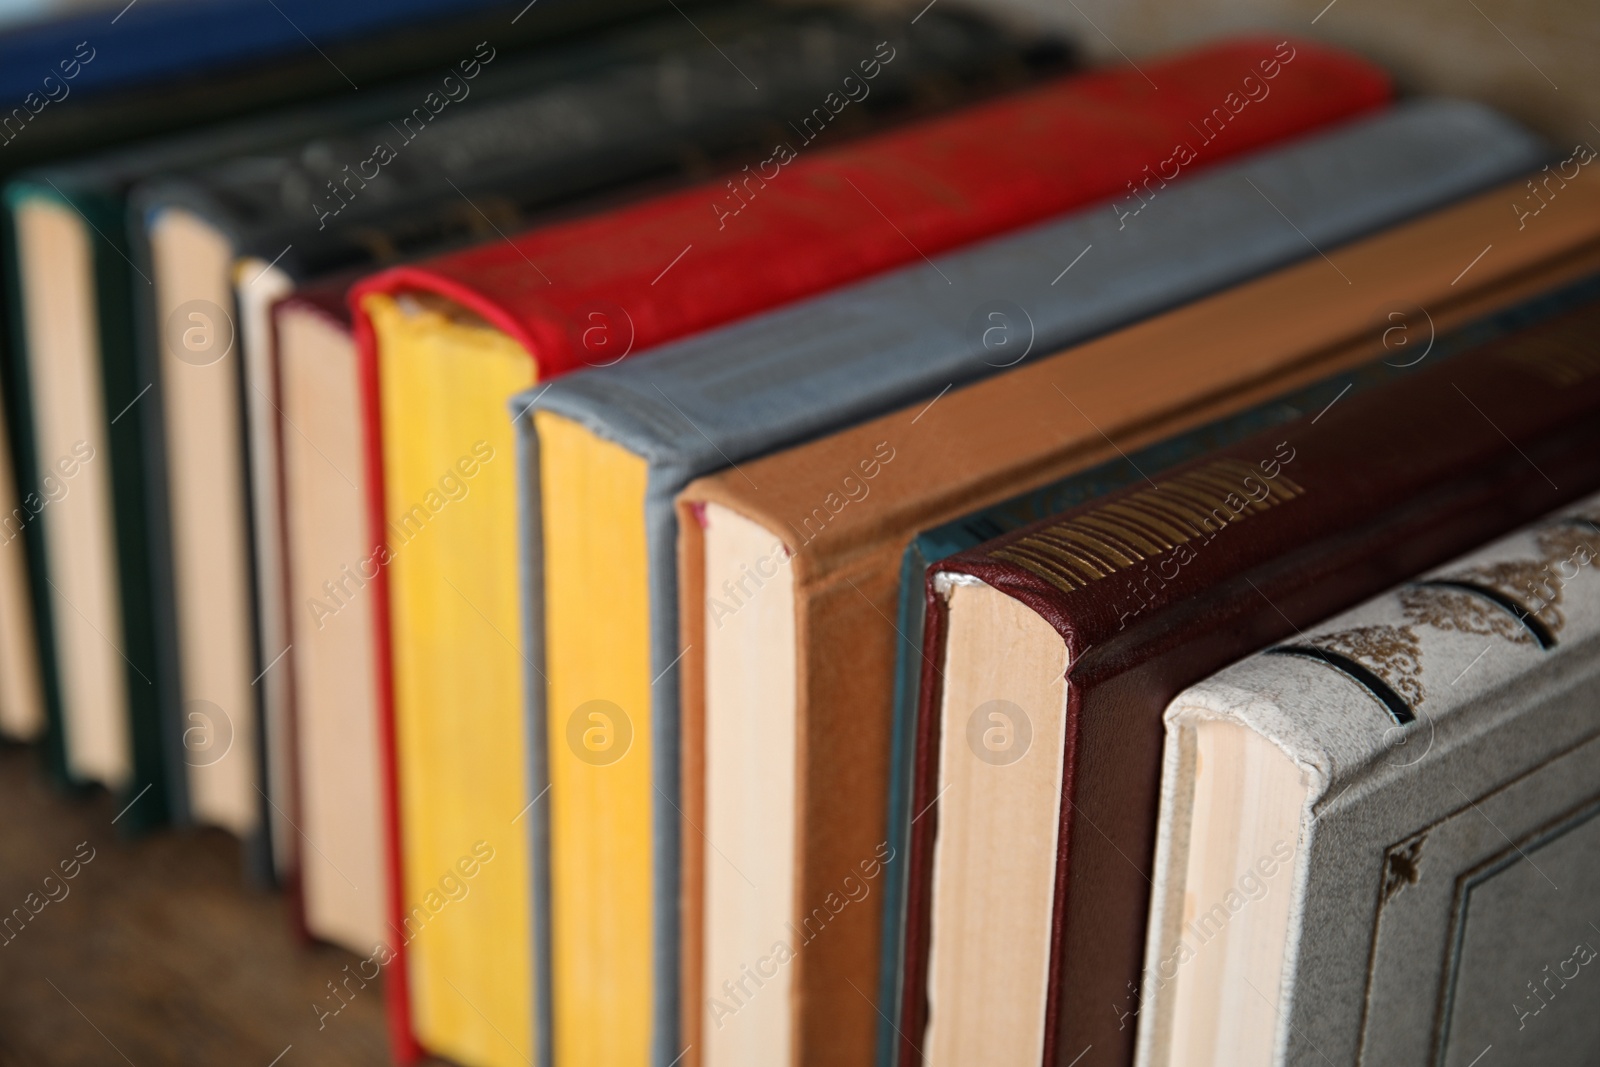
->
{"left": 0, "top": 2, "right": 1596, "bottom": 1065}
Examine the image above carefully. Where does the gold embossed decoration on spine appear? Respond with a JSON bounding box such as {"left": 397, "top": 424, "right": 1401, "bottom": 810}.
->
{"left": 989, "top": 458, "right": 1305, "bottom": 593}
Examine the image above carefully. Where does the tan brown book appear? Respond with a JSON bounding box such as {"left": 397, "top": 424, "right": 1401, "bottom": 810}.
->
{"left": 674, "top": 170, "right": 1600, "bottom": 1067}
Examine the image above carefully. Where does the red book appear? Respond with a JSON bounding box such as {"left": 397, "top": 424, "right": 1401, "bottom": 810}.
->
{"left": 347, "top": 37, "right": 1391, "bottom": 1062}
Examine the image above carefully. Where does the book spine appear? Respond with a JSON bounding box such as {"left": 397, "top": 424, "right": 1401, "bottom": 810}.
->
{"left": 1211, "top": 496, "right": 1600, "bottom": 779}
{"left": 945, "top": 292, "right": 1600, "bottom": 643}
{"left": 236, "top": 5, "right": 1055, "bottom": 279}
{"left": 353, "top": 38, "right": 1393, "bottom": 376}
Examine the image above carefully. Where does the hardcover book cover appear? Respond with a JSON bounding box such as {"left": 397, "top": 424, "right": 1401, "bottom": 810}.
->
{"left": 902, "top": 287, "right": 1600, "bottom": 1067}
{"left": 511, "top": 97, "right": 1539, "bottom": 1067}
{"left": 1138, "top": 495, "right": 1600, "bottom": 1066}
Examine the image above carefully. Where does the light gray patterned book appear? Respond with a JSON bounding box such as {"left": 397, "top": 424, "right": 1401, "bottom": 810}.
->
{"left": 1138, "top": 495, "right": 1600, "bottom": 1067}
{"left": 510, "top": 97, "right": 1550, "bottom": 1067}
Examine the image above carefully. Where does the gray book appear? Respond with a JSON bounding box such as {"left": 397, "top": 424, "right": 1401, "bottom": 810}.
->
{"left": 1137, "top": 495, "right": 1600, "bottom": 1067}
{"left": 509, "top": 97, "right": 1549, "bottom": 1066}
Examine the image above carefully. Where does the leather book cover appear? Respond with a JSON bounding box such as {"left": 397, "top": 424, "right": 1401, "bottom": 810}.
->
{"left": 900, "top": 289, "right": 1600, "bottom": 1067}
{"left": 674, "top": 169, "right": 1600, "bottom": 1067}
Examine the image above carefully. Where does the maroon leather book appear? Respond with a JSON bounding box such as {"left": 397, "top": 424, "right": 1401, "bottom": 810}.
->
{"left": 900, "top": 285, "right": 1600, "bottom": 1067}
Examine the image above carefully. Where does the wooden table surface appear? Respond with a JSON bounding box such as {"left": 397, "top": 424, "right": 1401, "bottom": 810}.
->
{"left": 0, "top": 745, "right": 451, "bottom": 1066}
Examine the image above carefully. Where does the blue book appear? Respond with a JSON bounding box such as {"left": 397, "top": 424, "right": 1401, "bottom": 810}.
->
{"left": 510, "top": 98, "right": 1547, "bottom": 1066}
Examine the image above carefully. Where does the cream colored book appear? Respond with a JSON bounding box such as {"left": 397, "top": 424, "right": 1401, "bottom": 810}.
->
{"left": 1139, "top": 494, "right": 1600, "bottom": 1067}
{"left": 272, "top": 288, "right": 388, "bottom": 955}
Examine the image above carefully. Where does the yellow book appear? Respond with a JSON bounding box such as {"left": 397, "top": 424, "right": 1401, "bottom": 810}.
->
{"left": 366, "top": 294, "right": 535, "bottom": 1067}
{"left": 535, "top": 411, "right": 655, "bottom": 1066}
